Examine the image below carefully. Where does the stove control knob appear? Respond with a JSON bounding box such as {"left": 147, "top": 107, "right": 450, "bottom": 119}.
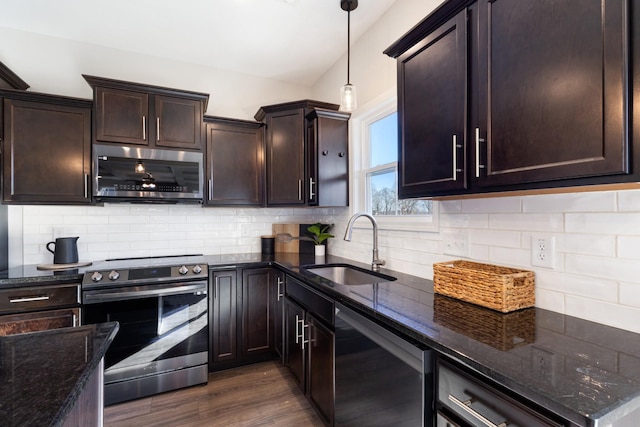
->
{"left": 91, "top": 271, "right": 103, "bottom": 282}
{"left": 108, "top": 270, "right": 120, "bottom": 281}
{"left": 178, "top": 265, "right": 189, "bottom": 275}
{"left": 193, "top": 265, "right": 202, "bottom": 274}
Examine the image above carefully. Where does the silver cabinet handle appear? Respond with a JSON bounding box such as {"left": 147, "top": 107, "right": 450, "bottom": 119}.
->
{"left": 301, "top": 321, "right": 309, "bottom": 350}
{"left": 452, "top": 135, "right": 458, "bottom": 181}
{"left": 156, "top": 117, "right": 160, "bottom": 142}
{"left": 298, "top": 179, "right": 302, "bottom": 201}
{"left": 209, "top": 179, "right": 213, "bottom": 201}
{"left": 84, "top": 173, "right": 89, "bottom": 199}
{"left": 295, "top": 315, "right": 302, "bottom": 344}
{"left": 309, "top": 177, "right": 315, "bottom": 200}
{"left": 142, "top": 116, "right": 146, "bottom": 141}
{"left": 449, "top": 394, "right": 507, "bottom": 427}
{"left": 475, "top": 127, "right": 486, "bottom": 178}
{"left": 10, "top": 295, "right": 50, "bottom": 303}
{"left": 277, "top": 277, "right": 284, "bottom": 301}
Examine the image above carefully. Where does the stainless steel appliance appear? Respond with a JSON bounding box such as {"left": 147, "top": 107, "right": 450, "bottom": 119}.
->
{"left": 334, "top": 303, "right": 432, "bottom": 426}
{"left": 81, "top": 255, "right": 208, "bottom": 405}
{"left": 93, "top": 144, "right": 203, "bottom": 203}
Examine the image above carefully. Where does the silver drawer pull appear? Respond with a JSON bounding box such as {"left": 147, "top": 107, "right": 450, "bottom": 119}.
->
{"left": 448, "top": 394, "right": 507, "bottom": 427}
{"left": 10, "top": 295, "right": 50, "bottom": 303}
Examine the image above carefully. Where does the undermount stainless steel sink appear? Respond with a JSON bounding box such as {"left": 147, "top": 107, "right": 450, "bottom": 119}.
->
{"left": 302, "top": 263, "right": 396, "bottom": 286}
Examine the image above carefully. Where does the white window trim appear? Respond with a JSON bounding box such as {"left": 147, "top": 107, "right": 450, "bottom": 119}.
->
{"left": 349, "top": 91, "right": 439, "bottom": 233}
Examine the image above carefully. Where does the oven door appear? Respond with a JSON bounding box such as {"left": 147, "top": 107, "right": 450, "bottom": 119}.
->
{"left": 82, "top": 281, "right": 208, "bottom": 403}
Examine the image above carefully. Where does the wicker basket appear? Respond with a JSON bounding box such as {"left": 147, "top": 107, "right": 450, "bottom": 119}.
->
{"left": 433, "top": 260, "right": 535, "bottom": 313}
{"left": 433, "top": 294, "right": 535, "bottom": 351}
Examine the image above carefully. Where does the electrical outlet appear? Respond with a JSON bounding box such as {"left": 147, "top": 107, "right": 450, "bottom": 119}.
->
{"left": 531, "top": 235, "right": 555, "bottom": 269}
{"left": 443, "top": 231, "right": 469, "bottom": 257}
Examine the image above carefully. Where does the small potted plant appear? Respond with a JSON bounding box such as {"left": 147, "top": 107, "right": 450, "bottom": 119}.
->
{"left": 306, "top": 223, "right": 334, "bottom": 257}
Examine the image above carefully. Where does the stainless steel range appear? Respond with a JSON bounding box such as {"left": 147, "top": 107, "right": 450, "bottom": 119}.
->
{"left": 81, "top": 255, "right": 209, "bottom": 405}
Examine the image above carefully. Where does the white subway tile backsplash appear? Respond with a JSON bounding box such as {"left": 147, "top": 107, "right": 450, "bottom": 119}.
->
{"left": 461, "top": 197, "right": 521, "bottom": 213}
{"left": 618, "top": 190, "right": 640, "bottom": 211}
{"left": 523, "top": 192, "right": 616, "bottom": 213}
{"left": 556, "top": 233, "right": 616, "bottom": 257}
{"left": 619, "top": 283, "right": 640, "bottom": 308}
{"left": 566, "top": 254, "right": 640, "bottom": 283}
{"left": 618, "top": 236, "right": 640, "bottom": 260}
{"left": 10, "top": 188, "right": 640, "bottom": 334}
{"left": 489, "top": 213, "right": 563, "bottom": 232}
{"left": 566, "top": 213, "right": 640, "bottom": 235}
{"left": 566, "top": 295, "right": 640, "bottom": 334}
{"left": 469, "top": 229, "right": 521, "bottom": 248}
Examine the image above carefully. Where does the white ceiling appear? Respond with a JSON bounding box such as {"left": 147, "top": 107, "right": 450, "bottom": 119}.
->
{"left": 0, "top": 0, "right": 397, "bottom": 86}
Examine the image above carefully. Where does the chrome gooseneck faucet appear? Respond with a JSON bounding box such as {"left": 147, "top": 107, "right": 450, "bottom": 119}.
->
{"left": 343, "top": 212, "right": 385, "bottom": 272}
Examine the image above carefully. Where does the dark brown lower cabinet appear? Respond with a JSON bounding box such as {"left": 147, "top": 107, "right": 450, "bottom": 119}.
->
{"left": 209, "top": 269, "right": 238, "bottom": 368}
{"left": 62, "top": 358, "right": 104, "bottom": 427}
{"left": 284, "top": 276, "right": 335, "bottom": 426}
{"left": 209, "top": 267, "right": 278, "bottom": 371}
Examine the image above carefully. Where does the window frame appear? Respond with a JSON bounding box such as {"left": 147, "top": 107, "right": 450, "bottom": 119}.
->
{"left": 350, "top": 93, "right": 439, "bottom": 232}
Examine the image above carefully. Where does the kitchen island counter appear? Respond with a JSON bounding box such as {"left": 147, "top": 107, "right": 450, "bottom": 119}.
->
{"left": 0, "top": 322, "right": 119, "bottom": 426}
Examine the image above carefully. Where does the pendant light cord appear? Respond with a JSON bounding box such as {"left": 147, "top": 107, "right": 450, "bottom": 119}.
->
{"left": 347, "top": 9, "right": 351, "bottom": 85}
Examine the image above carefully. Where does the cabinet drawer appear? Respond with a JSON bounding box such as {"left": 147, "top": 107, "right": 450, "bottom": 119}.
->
{"left": 437, "top": 359, "right": 564, "bottom": 427}
{"left": 0, "top": 284, "right": 80, "bottom": 314}
{"left": 286, "top": 276, "right": 333, "bottom": 326}
{"left": 0, "top": 307, "right": 80, "bottom": 336}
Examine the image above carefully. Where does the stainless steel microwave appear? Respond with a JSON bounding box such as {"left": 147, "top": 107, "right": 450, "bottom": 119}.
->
{"left": 93, "top": 144, "right": 203, "bottom": 203}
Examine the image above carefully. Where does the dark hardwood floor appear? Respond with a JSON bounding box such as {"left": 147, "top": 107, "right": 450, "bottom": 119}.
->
{"left": 104, "top": 360, "right": 325, "bottom": 427}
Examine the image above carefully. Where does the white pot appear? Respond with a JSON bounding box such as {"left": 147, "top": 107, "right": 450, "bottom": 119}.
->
{"left": 314, "top": 245, "right": 326, "bottom": 257}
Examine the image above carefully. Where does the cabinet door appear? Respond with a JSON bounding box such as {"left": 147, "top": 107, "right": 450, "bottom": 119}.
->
{"left": 307, "top": 110, "right": 350, "bottom": 207}
{"left": 209, "top": 269, "right": 237, "bottom": 369}
{"left": 155, "top": 95, "right": 203, "bottom": 150}
{"left": 284, "top": 297, "right": 306, "bottom": 390}
{"left": 476, "top": 0, "right": 627, "bottom": 187}
{"left": 397, "top": 10, "right": 467, "bottom": 198}
{"left": 307, "top": 313, "right": 335, "bottom": 426}
{"left": 2, "top": 99, "right": 91, "bottom": 204}
{"left": 95, "top": 87, "right": 149, "bottom": 145}
{"left": 273, "top": 271, "right": 285, "bottom": 361}
{"left": 241, "top": 268, "right": 273, "bottom": 359}
{"left": 266, "top": 109, "right": 306, "bottom": 205}
{"left": 205, "top": 120, "right": 264, "bottom": 206}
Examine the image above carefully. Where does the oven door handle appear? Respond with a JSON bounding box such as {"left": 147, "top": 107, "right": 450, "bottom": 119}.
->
{"left": 82, "top": 282, "right": 207, "bottom": 304}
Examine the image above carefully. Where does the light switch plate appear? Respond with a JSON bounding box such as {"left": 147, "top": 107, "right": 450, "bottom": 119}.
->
{"left": 443, "top": 231, "right": 469, "bottom": 257}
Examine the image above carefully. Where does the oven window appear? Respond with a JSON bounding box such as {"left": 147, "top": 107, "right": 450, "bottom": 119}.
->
{"left": 83, "top": 292, "right": 208, "bottom": 373}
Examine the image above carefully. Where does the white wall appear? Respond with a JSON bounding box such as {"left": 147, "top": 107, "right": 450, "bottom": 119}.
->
{"left": 312, "top": 0, "right": 640, "bottom": 334}
{"left": 0, "top": 27, "right": 313, "bottom": 119}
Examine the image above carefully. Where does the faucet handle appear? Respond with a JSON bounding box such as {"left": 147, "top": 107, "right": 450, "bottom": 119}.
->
{"left": 372, "top": 258, "right": 385, "bottom": 272}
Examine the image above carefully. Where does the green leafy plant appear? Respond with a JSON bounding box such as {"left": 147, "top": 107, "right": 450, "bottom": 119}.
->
{"left": 306, "top": 223, "right": 334, "bottom": 246}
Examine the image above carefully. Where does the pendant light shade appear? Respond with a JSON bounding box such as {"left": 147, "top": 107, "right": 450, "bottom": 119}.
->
{"left": 339, "top": 0, "right": 358, "bottom": 112}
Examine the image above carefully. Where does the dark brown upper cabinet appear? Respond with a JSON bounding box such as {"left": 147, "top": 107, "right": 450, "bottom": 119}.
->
{"left": 385, "top": 0, "right": 634, "bottom": 198}
{"left": 1, "top": 90, "right": 92, "bottom": 204}
{"left": 395, "top": 9, "right": 467, "bottom": 198}
{"left": 83, "top": 75, "right": 208, "bottom": 151}
{"left": 204, "top": 116, "right": 264, "bottom": 206}
{"left": 255, "top": 100, "right": 350, "bottom": 207}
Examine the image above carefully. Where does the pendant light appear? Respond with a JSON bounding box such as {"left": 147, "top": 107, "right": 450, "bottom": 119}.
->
{"left": 339, "top": 0, "right": 358, "bottom": 112}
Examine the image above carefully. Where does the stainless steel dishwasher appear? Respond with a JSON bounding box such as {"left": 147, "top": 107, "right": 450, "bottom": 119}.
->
{"left": 334, "top": 303, "right": 433, "bottom": 426}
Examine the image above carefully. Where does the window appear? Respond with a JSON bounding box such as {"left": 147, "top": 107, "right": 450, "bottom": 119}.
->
{"left": 353, "top": 95, "right": 438, "bottom": 231}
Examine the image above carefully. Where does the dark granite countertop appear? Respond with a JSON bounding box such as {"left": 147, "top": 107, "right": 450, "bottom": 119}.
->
{"left": 3, "top": 253, "right": 640, "bottom": 425}
{"left": 0, "top": 322, "right": 119, "bottom": 426}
